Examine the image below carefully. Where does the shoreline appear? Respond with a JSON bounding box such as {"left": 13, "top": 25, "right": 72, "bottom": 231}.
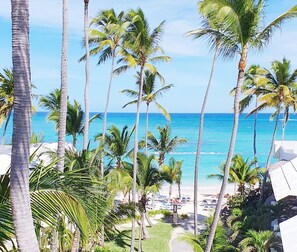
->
{"left": 158, "top": 183, "right": 235, "bottom": 220}
{"left": 159, "top": 183, "right": 235, "bottom": 199}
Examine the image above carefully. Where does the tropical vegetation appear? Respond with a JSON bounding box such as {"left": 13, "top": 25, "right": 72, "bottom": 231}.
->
{"left": 208, "top": 154, "right": 264, "bottom": 195}
{"left": 197, "top": 1, "right": 297, "bottom": 250}
{"left": 2, "top": 2, "right": 297, "bottom": 252}
{"left": 145, "top": 124, "right": 186, "bottom": 166}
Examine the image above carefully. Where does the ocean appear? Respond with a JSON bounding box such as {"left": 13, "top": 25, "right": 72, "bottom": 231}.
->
{"left": 2, "top": 112, "right": 297, "bottom": 187}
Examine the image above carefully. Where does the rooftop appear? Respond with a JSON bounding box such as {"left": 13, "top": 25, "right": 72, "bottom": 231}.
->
{"left": 280, "top": 215, "right": 297, "bottom": 252}
{"left": 269, "top": 158, "right": 297, "bottom": 201}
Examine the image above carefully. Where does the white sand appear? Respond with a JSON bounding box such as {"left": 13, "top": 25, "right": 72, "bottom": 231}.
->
{"left": 158, "top": 183, "right": 235, "bottom": 219}
{"left": 115, "top": 183, "right": 236, "bottom": 231}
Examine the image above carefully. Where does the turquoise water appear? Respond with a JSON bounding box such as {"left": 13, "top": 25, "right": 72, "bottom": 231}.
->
{"left": 3, "top": 112, "right": 297, "bottom": 186}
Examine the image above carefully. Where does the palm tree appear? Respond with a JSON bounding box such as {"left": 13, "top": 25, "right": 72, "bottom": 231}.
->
{"left": 250, "top": 59, "right": 297, "bottom": 201}
{"left": 161, "top": 157, "right": 183, "bottom": 199}
{"left": 146, "top": 124, "right": 187, "bottom": 166}
{"left": 0, "top": 68, "right": 36, "bottom": 145}
{"left": 187, "top": 8, "right": 240, "bottom": 235}
{"left": 95, "top": 125, "right": 134, "bottom": 205}
{"left": 181, "top": 216, "right": 237, "bottom": 252}
{"left": 135, "top": 153, "right": 166, "bottom": 245}
{"left": 122, "top": 70, "right": 173, "bottom": 154}
{"left": 82, "top": 0, "right": 90, "bottom": 150}
{"left": 95, "top": 125, "right": 134, "bottom": 169}
{"left": 0, "top": 69, "right": 14, "bottom": 145}
{"left": 0, "top": 154, "right": 110, "bottom": 251}
{"left": 239, "top": 230, "right": 277, "bottom": 252}
{"left": 116, "top": 9, "right": 171, "bottom": 250}
{"left": 41, "top": 97, "right": 100, "bottom": 148}
{"left": 39, "top": 88, "right": 61, "bottom": 113}
{"left": 175, "top": 160, "right": 183, "bottom": 200}
{"left": 57, "top": 0, "right": 69, "bottom": 172}
{"left": 83, "top": 9, "right": 129, "bottom": 176}
{"left": 238, "top": 65, "right": 269, "bottom": 167}
{"left": 200, "top": 1, "right": 297, "bottom": 250}
{"left": 208, "top": 154, "right": 264, "bottom": 195}
{"left": 66, "top": 101, "right": 85, "bottom": 147}
{"left": 9, "top": 0, "right": 39, "bottom": 250}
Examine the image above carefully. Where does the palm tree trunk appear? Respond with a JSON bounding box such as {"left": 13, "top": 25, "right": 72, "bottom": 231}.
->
{"left": 71, "top": 228, "right": 80, "bottom": 252}
{"left": 145, "top": 103, "right": 149, "bottom": 155}
{"left": 205, "top": 46, "right": 248, "bottom": 252}
{"left": 10, "top": 0, "right": 39, "bottom": 250}
{"left": 83, "top": 0, "right": 90, "bottom": 150}
{"left": 100, "top": 50, "right": 116, "bottom": 176}
{"left": 169, "top": 184, "right": 172, "bottom": 199}
{"left": 142, "top": 211, "right": 150, "bottom": 240}
{"left": 1, "top": 110, "right": 12, "bottom": 145}
{"left": 130, "top": 66, "right": 145, "bottom": 252}
{"left": 194, "top": 45, "right": 219, "bottom": 235}
{"left": 116, "top": 157, "right": 121, "bottom": 169}
{"left": 178, "top": 182, "right": 181, "bottom": 199}
{"left": 158, "top": 152, "right": 165, "bottom": 167}
{"left": 259, "top": 107, "right": 281, "bottom": 203}
{"left": 57, "top": 0, "right": 69, "bottom": 172}
{"left": 281, "top": 114, "right": 287, "bottom": 142}
{"left": 145, "top": 211, "right": 154, "bottom": 227}
{"left": 50, "top": 229, "right": 59, "bottom": 252}
{"left": 138, "top": 212, "right": 143, "bottom": 252}
{"left": 73, "top": 135, "right": 77, "bottom": 148}
{"left": 253, "top": 100, "right": 259, "bottom": 168}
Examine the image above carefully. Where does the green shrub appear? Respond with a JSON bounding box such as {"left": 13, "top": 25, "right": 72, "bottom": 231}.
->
{"left": 148, "top": 209, "right": 171, "bottom": 217}
{"left": 180, "top": 213, "right": 189, "bottom": 219}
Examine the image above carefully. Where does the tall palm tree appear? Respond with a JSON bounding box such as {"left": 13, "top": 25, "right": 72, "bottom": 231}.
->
{"left": 96, "top": 125, "right": 134, "bottom": 205}
{"left": 250, "top": 59, "right": 297, "bottom": 201}
{"left": 135, "top": 153, "right": 166, "bottom": 245}
{"left": 57, "top": 0, "right": 69, "bottom": 172}
{"left": 83, "top": 9, "right": 129, "bottom": 176}
{"left": 175, "top": 161, "right": 183, "bottom": 200}
{"left": 122, "top": 70, "right": 173, "bottom": 154}
{"left": 83, "top": 0, "right": 90, "bottom": 150}
{"left": 146, "top": 124, "right": 187, "bottom": 166}
{"left": 208, "top": 154, "right": 264, "bottom": 195}
{"left": 238, "top": 65, "right": 269, "bottom": 167}
{"left": 116, "top": 9, "right": 171, "bottom": 250}
{"left": 200, "top": 2, "right": 297, "bottom": 250}
{"left": 9, "top": 0, "right": 39, "bottom": 250}
{"left": 161, "top": 157, "right": 183, "bottom": 199}
{"left": 0, "top": 69, "right": 14, "bottom": 145}
{"left": 187, "top": 8, "right": 239, "bottom": 236}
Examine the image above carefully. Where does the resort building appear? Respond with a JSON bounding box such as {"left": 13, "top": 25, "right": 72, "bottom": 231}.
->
{"left": 0, "top": 143, "right": 74, "bottom": 175}
{"left": 269, "top": 141, "right": 297, "bottom": 252}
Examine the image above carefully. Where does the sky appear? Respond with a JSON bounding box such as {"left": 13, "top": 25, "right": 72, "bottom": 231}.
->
{"left": 1, "top": 0, "right": 297, "bottom": 113}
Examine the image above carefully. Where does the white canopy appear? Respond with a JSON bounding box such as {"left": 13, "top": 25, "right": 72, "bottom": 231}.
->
{"left": 274, "top": 141, "right": 297, "bottom": 161}
{"left": 269, "top": 157, "right": 297, "bottom": 201}
{"left": 280, "top": 215, "right": 297, "bottom": 252}
{"left": 0, "top": 143, "right": 74, "bottom": 175}
{"left": 0, "top": 154, "right": 11, "bottom": 175}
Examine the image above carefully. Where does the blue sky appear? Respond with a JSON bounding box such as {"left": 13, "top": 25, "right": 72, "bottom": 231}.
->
{"left": 1, "top": 0, "right": 297, "bottom": 113}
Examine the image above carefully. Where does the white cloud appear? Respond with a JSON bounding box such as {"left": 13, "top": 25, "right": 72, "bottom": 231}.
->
{"left": 1, "top": 0, "right": 201, "bottom": 57}
{"left": 2, "top": 0, "right": 297, "bottom": 113}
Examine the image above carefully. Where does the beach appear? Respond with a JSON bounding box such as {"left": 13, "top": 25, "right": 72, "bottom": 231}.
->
{"left": 159, "top": 184, "right": 235, "bottom": 216}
